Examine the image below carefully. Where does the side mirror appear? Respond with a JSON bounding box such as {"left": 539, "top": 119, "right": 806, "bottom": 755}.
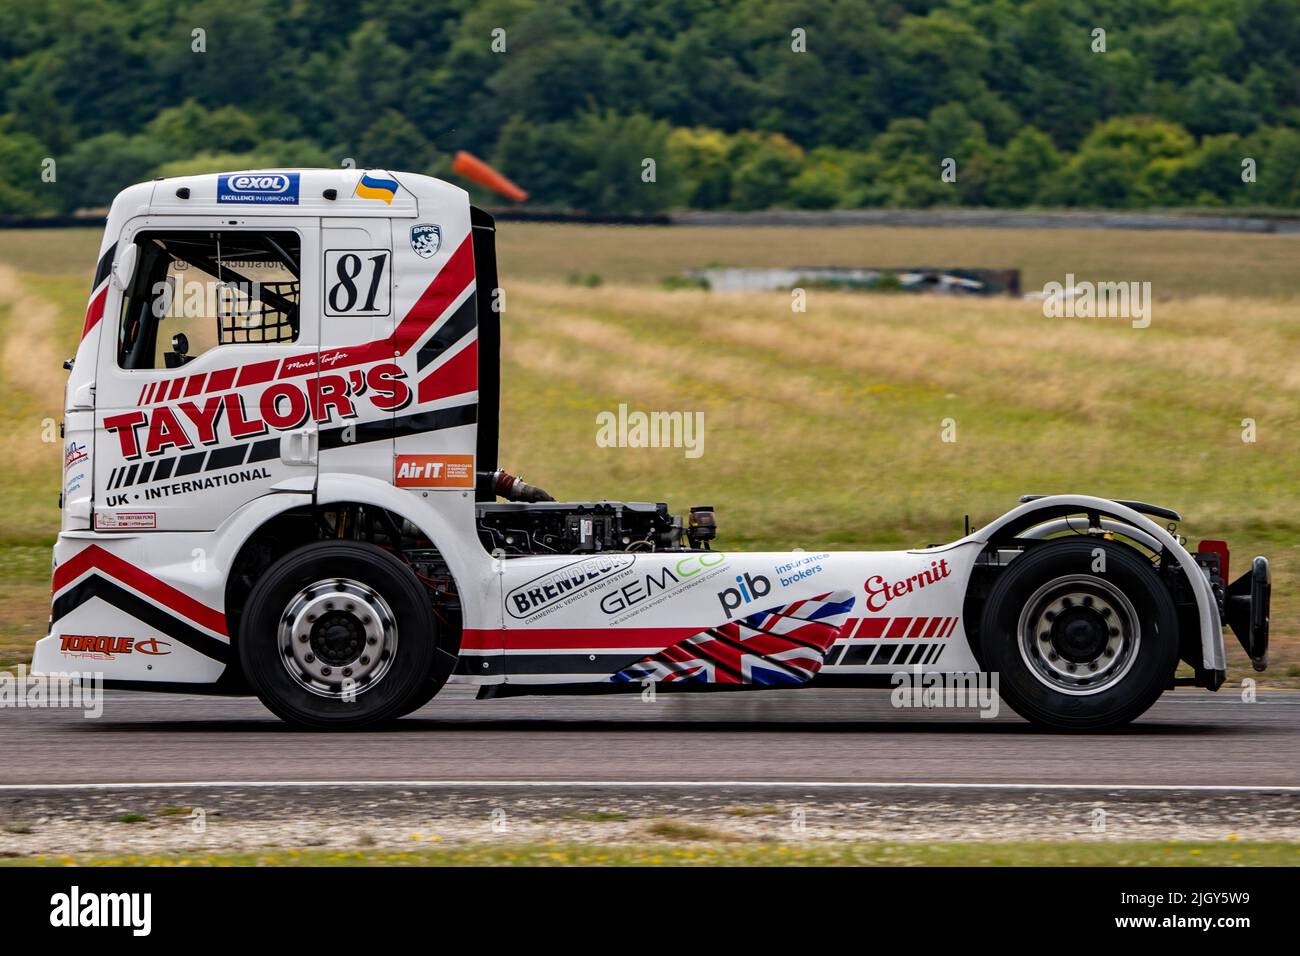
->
{"left": 111, "top": 243, "right": 139, "bottom": 291}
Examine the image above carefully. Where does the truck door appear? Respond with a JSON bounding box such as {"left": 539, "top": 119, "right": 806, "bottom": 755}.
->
{"left": 93, "top": 218, "right": 320, "bottom": 531}
{"left": 317, "top": 219, "right": 397, "bottom": 485}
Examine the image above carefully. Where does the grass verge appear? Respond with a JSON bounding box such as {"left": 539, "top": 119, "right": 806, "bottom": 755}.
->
{"left": 4, "top": 841, "right": 1297, "bottom": 867}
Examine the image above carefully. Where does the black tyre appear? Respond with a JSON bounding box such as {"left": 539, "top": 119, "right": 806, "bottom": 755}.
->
{"left": 239, "top": 541, "right": 445, "bottom": 729}
{"left": 979, "top": 538, "right": 1179, "bottom": 731}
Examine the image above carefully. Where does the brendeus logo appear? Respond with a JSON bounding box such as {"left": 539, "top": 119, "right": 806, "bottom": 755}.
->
{"left": 508, "top": 555, "right": 636, "bottom": 619}
{"left": 103, "top": 363, "right": 410, "bottom": 460}
{"left": 864, "top": 559, "right": 952, "bottom": 612}
{"left": 60, "top": 634, "right": 171, "bottom": 656}
{"left": 716, "top": 572, "right": 771, "bottom": 616}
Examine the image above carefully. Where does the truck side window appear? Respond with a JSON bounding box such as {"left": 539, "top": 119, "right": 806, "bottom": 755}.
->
{"left": 117, "top": 230, "right": 301, "bottom": 370}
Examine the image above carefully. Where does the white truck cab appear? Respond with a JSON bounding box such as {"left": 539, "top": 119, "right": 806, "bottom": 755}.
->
{"left": 34, "top": 169, "right": 1271, "bottom": 730}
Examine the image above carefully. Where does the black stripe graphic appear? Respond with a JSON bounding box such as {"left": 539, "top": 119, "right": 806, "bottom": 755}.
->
{"left": 416, "top": 293, "right": 477, "bottom": 370}
{"left": 841, "top": 644, "right": 875, "bottom": 666}
{"left": 319, "top": 402, "right": 477, "bottom": 451}
{"left": 498, "top": 652, "right": 646, "bottom": 676}
{"left": 52, "top": 575, "right": 229, "bottom": 664}
{"left": 871, "top": 643, "right": 898, "bottom": 665}
{"left": 206, "top": 443, "right": 249, "bottom": 471}
{"left": 248, "top": 438, "right": 280, "bottom": 462}
{"left": 91, "top": 242, "right": 117, "bottom": 292}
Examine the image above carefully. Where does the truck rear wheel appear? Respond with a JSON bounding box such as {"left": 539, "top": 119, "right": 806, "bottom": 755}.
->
{"left": 979, "top": 538, "right": 1179, "bottom": 731}
{"left": 239, "top": 541, "right": 444, "bottom": 729}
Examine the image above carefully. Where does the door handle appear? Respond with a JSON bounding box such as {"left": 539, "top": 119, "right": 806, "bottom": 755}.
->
{"left": 280, "top": 427, "right": 318, "bottom": 465}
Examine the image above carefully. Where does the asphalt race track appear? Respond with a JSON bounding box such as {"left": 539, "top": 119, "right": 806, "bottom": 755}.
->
{"left": 1, "top": 686, "right": 1297, "bottom": 788}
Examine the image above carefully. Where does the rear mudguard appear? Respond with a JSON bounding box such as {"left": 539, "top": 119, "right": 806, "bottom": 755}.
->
{"left": 966, "top": 494, "right": 1226, "bottom": 678}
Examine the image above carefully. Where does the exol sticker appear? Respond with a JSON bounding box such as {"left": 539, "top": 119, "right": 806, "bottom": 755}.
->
{"left": 93, "top": 512, "right": 156, "bottom": 530}
{"left": 217, "top": 172, "right": 300, "bottom": 205}
{"left": 410, "top": 223, "right": 442, "bottom": 259}
{"left": 393, "top": 454, "right": 474, "bottom": 488}
{"left": 864, "top": 558, "right": 952, "bottom": 612}
{"left": 59, "top": 634, "right": 171, "bottom": 657}
{"left": 508, "top": 554, "right": 637, "bottom": 620}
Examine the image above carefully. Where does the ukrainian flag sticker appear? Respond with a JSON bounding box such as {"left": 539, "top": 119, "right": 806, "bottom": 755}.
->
{"left": 354, "top": 173, "right": 400, "bottom": 204}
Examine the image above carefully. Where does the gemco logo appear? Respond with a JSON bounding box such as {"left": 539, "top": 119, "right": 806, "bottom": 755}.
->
{"left": 218, "top": 172, "right": 300, "bottom": 204}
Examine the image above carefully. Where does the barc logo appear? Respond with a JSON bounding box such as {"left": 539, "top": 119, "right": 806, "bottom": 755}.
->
{"left": 218, "top": 172, "right": 300, "bottom": 205}
{"left": 716, "top": 572, "right": 771, "bottom": 615}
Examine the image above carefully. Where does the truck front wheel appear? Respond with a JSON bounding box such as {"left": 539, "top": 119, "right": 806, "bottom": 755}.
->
{"left": 979, "top": 538, "right": 1180, "bottom": 731}
{"left": 239, "top": 541, "right": 444, "bottom": 729}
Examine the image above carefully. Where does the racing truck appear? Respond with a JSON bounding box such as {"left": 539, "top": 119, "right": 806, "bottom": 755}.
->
{"left": 35, "top": 168, "right": 1272, "bottom": 731}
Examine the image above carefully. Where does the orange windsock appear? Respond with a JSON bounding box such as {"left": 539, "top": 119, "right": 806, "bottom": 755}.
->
{"left": 451, "top": 151, "right": 529, "bottom": 203}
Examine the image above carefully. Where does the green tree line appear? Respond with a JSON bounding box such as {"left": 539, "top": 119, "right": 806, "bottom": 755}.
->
{"left": 2, "top": 0, "right": 1299, "bottom": 214}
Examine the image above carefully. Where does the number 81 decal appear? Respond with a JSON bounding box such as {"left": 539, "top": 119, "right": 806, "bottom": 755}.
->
{"left": 324, "top": 249, "right": 391, "bottom": 317}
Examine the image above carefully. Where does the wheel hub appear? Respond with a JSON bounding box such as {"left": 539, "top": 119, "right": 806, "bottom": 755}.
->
{"left": 1017, "top": 574, "right": 1140, "bottom": 696}
{"left": 278, "top": 578, "right": 398, "bottom": 699}
{"left": 310, "top": 611, "right": 366, "bottom": 666}
{"left": 1050, "top": 604, "right": 1111, "bottom": 663}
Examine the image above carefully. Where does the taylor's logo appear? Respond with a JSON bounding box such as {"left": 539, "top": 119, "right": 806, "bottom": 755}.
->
{"left": 410, "top": 223, "right": 441, "bottom": 259}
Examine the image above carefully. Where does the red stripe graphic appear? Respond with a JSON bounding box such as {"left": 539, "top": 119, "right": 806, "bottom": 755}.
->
{"left": 886, "top": 617, "right": 912, "bottom": 638}
{"left": 236, "top": 359, "right": 278, "bottom": 388}
{"left": 855, "top": 617, "right": 888, "bottom": 638}
{"left": 462, "top": 626, "right": 701, "bottom": 652}
{"left": 206, "top": 368, "right": 236, "bottom": 393}
{"left": 80, "top": 285, "right": 107, "bottom": 340}
{"left": 394, "top": 237, "right": 475, "bottom": 357}
{"left": 832, "top": 616, "right": 956, "bottom": 640}
{"left": 53, "top": 545, "right": 228, "bottom": 637}
{"left": 418, "top": 340, "right": 478, "bottom": 404}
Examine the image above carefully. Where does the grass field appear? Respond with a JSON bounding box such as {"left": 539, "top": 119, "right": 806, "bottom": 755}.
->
{"left": 0, "top": 223, "right": 1297, "bottom": 681}
{"left": 4, "top": 840, "right": 1297, "bottom": 867}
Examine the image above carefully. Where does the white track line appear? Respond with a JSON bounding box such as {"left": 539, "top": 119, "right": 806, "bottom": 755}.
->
{"left": 1, "top": 780, "right": 1297, "bottom": 793}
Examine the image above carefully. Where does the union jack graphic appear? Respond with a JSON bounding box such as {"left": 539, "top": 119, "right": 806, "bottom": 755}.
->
{"left": 611, "top": 591, "right": 855, "bottom": 686}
